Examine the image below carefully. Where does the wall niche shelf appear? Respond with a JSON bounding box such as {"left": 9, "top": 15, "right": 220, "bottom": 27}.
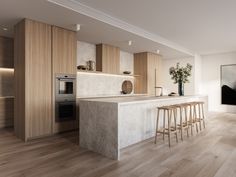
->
{"left": 77, "top": 70, "right": 140, "bottom": 77}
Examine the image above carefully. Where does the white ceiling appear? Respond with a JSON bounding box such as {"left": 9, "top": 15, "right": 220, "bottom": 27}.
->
{"left": 2, "top": 0, "right": 236, "bottom": 58}
{"left": 75, "top": 0, "right": 236, "bottom": 55}
{"left": 0, "top": 0, "right": 194, "bottom": 59}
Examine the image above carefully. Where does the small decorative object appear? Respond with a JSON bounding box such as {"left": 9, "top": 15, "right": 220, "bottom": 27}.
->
{"left": 77, "top": 65, "right": 87, "bottom": 70}
{"left": 121, "top": 80, "right": 133, "bottom": 94}
{"left": 123, "top": 71, "right": 131, "bottom": 75}
{"left": 168, "top": 92, "right": 178, "bottom": 96}
{"left": 86, "top": 60, "right": 96, "bottom": 71}
{"left": 169, "top": 63, "right": 192, "bottom": 96}
{"left": 221, "top": 64, "right": 236, "bottom": 105}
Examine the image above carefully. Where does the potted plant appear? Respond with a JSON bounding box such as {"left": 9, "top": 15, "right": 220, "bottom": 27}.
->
{"left": 169, "top": 63, "right": 192, "bottom": 96}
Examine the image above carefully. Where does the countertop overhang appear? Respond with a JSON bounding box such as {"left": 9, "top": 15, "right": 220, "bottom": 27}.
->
{"left": 78, "top": 95, "right": 207, "bottom": 104}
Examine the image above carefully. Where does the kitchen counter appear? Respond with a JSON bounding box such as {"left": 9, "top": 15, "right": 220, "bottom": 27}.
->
{"left": 77, "top": 94, "right": 147, "bottom": 99}
{"left": 79, "top": 95, "right": 208, "bottom": 160}
{"left": 79, "top": 95, "right": 204, "bottom": 104}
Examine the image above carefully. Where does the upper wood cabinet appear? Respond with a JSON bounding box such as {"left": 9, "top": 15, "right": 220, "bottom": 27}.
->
{"left": 14, "top": 19, "right": 52, "bottom": 141}
{"left": 0, "top": 36, "right": 14, "bottom": 68}
{"left": 134, "top": 52, "right": 162, "bottom": 95}
{"left": 52, "top": 26, "right": 77, "bottom": 74}
{"left": 96, "top": 44, "right": 120, "bottom": 74}
{"left": 0, "top": 36, "right": 14, "bottom": 97}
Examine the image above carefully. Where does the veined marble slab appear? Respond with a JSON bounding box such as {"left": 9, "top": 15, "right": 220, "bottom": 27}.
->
{"left": 79, "top": 95, "right": 208, "bottom": 160}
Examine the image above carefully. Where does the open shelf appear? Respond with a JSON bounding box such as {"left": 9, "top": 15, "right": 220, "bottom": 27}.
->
{"left": 77, "top": 70, "right": 140, "bottom": 77}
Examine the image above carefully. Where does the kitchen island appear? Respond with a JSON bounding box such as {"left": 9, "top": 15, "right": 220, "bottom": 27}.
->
{"left": 79, "top": 95, "right": 208, "bottom": 160}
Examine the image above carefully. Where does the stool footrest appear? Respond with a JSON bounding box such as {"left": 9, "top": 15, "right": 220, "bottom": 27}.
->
{"left": 157, "top": 127, "right": 177, "bottom": 134}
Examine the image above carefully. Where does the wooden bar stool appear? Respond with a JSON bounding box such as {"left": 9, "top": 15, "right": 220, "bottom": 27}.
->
{"left": 182, "top": 102, "right": 195, "bottom": 135}
{"left": 191, "top": 101, "right": 206, "bottom": 131}
{"left": 155, "top": 105, "right": 178, "bottom": 147}
{"left": 174, "top": 103, "right": 190, "bottom": 140}
{"left": 186, "top": 102, "right": 199, "bottom": 134}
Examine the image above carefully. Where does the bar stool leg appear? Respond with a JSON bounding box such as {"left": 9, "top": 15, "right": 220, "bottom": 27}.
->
{"left": 174, "top": 109, "right": 178, "bottom": 143}
{"left": 201, "top": 103, "right": 206, "bottom": 128}
{"left": 184, "top": 107, "right": 189, "bottom": 137}
{"left": 168, "top": 109, "right": 171, "bottom": 147}
{"left": 189, "top": 105, "right": 193, "bottom": 136}
{"left": 194, "top": 105, "right": 199, "bottom": 133}
{"left": 163, "top": 110, "right": 166, "bottom": 141}
{"left": 180, "top": 107, "right": 183, "bottom": 141}
{"left": 155, "top": 109, "right": 160, "bottom": 144}
{"left": 198, "top": 103, "right": 202, "bottom": 131}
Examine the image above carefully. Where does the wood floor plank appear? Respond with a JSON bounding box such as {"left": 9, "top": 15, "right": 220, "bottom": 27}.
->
{"left": 0, "top": 112, "right": 235, "bottom": 177}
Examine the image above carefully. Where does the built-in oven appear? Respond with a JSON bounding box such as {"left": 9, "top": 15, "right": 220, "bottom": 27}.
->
{"left": 55, "top": 100, "right": 76, "bottom": 122}
{"left": 55, "top": 74, "right": 76, "bottom": 99}
{"left": 55, "top": 74, "right": 76, "bottom": 122}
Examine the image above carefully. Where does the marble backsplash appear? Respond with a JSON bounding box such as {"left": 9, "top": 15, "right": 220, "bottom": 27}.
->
{"left": 77, "top": 72, "right": 134, "bottom": 98}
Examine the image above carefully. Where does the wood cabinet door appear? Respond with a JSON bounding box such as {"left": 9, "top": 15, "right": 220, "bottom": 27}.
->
{"left": 0, "top": 37, "right": 14, "bottom": 68}
{"left": 134, "top": 52, "right": 148, "bottom": 94}
{"left": 147, "top": 53, "right": 162, "bottom": 95}
{"left": 52, "top": 26, "right": 77, "bottom": 74}
{"left": 134, "top": 52, "right": 162, "bottom": 95}
{"left": 102, "top": 44, "right": 120, "bottom": 74}
{"left": 25, "top": 19, "right": 52, "bottom": 139}
{"left": 96, "top": 44, "right": 120, "bottom": 74}
{"left": 0, "top": 98, "right": 14, "bottom": 128}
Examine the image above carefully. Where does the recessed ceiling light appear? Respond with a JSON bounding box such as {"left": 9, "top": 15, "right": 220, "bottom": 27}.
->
{"left": 76, "top": 24, "right": 80, "bottom": 31}
{"left": 156, "top": 49, "right": 160, "bottom": 54}
{"left": 128, "top": 40, "right": 132, "bottom": 46}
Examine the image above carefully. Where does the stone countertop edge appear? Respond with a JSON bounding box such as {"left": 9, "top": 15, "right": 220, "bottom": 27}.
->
{"left": 78, "top": 95, "right": 208, "bottom": 105}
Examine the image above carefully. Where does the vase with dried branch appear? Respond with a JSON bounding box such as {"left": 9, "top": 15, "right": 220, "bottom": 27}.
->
{"left": 169, "top": 63, "right": 192, "bottom": 96}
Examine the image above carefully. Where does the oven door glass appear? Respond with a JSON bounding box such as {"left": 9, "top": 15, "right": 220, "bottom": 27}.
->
{"left": 56, "top": 101, "right": 76, "bottom": 122}
{"left": 59, "top": 80, "right": 73, "bottom": 94}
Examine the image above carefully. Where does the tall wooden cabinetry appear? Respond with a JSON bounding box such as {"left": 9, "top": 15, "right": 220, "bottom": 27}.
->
{"left": 96, "top": 44, "right": 120, "bottom": 74}
{"left": 14, "top": 20, "right": 77, "bottom": 141}
{"left": 134, "top": 52, "right": 162, "bottom": 95}
{"left": 14, "top": 19, "right": 52, "bottom": 141}
{"left": 0, "top": 36, "right": 14, "bottom": 128}
{"left": 52, "top": 26, "right": 77, "bottom": 133}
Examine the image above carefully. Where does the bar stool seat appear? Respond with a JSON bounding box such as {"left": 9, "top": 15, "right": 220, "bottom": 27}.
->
{"left": 155, "top": 105, "right": 178, "bottom": 147}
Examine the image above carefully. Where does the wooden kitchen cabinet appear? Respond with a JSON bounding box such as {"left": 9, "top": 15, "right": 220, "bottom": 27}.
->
{"left": 52, "top": 26, "right": 77, "bottom": 133}
{"left": 14, "top": 19, "right": 78, "bottom": 140}
{"left": 0, "top": 97, "right": 14, "bottom": 128}
{"left": 0, "top": 36, "right": 14, "bottom": 128}
{"left": 52, "top": 26, "right": 77, "bottom": 74}
{"left": 96, "top": 44, "right": 120, "bottom": 74}
{"left": 0, "top": 36, "right": 14, "bottom": 68}
{"left": 134, "top": 52, "right": 162, "bottom": 95}
{"left": 14, "top": 19, "right": 52, "bottom": 141}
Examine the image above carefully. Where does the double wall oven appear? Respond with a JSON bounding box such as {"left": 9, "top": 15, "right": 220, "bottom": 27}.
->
{"left": 55, "top": 74, "right": 76, "bottom": 122}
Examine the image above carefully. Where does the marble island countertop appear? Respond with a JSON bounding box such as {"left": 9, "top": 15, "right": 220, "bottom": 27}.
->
{"left": 79, "top": 94, "right": 208, "bottom": 160}
{"left": 78, "top": 95, "right": 206, "bottom": 104}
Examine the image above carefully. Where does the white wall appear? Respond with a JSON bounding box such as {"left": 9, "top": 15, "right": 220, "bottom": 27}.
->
{"left": 77, "top": 41, "right": 134, "bottom": 97}
{"left": 193, "top": 54, "right": 203, "bottom": 94}
{"left": 161, "top": 57, "right": 195, "bottom": 95}
{"left": 201, "top": 52, "right": 236, "bottom": 113}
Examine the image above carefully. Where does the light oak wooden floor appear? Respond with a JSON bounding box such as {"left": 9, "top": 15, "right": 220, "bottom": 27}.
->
{"left": 0, "top": 112, "right": 236, "bottom": 177}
